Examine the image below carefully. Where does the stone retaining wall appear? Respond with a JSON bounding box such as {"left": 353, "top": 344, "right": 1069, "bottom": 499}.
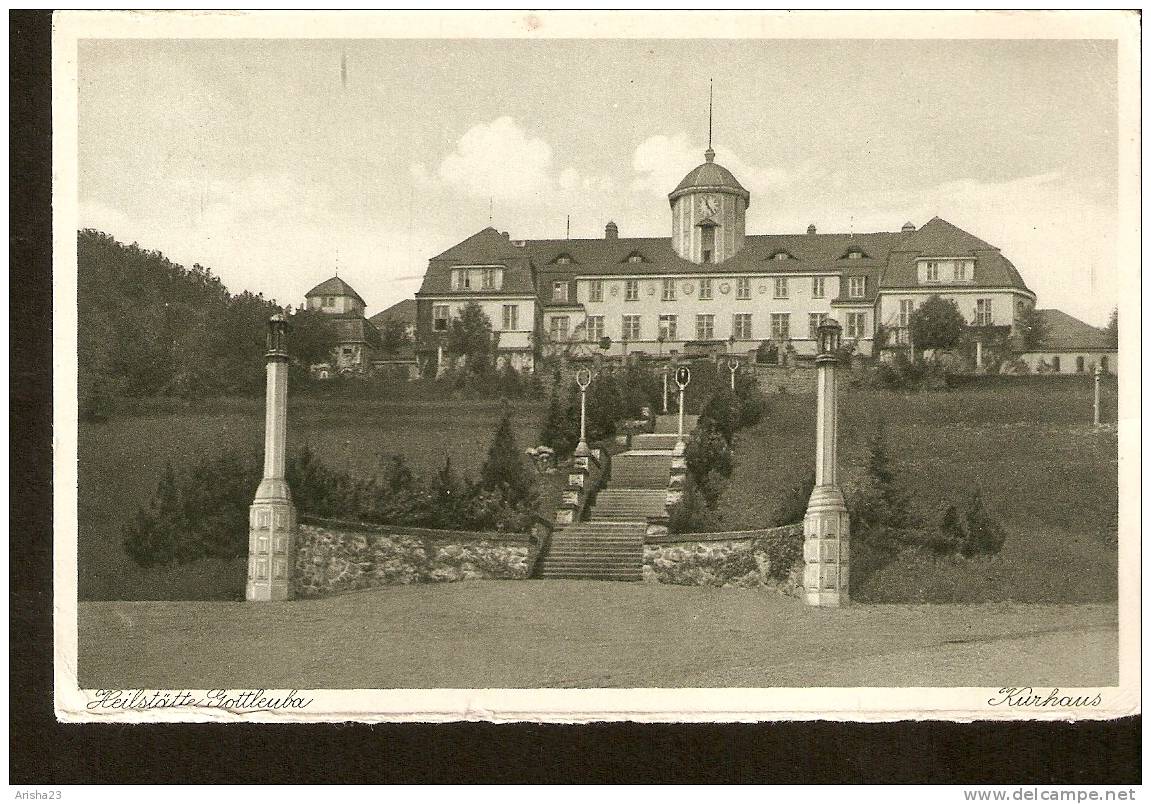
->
{"left": 295, "top": 517, "right": 534, "bottom": 598}
{"left": 643, "top": 524, "right": 804, "bottom": 592}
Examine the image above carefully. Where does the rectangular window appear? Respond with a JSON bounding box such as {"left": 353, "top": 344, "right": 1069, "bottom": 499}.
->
{"left": 625, "top": 280, "right": 639, "bottom": 301}
{"left": 481, "top": 267, "right": 497, "bottom": 289}
{"left": 808, "top": 312, "right": 828, "bottom": 339}
{"left": 698, "top": 278, "right": 713, "bottom": 300}
{"left": 659, "top": 314, "right": 678, "bottom": 341}
{"left": 734, "top": 313, "right": 754, "bottom": 340}
{"left": 849, "top": 276, "right": 867, "bottom": 298}
{"left": 770, "top": 313, "right": 789, "bottom": 340}
{"left": 696, "top": 314, "right": 715, "bottom": 341}
{"left": 501, "top": 304, "right": 518, "bottom": 331}
{"left": 847, "top": 312, "right": 867, "bottom": 338}
{"left": 323, "top": 296, "right": 335, "bottom": 307}
{"left": 586, "top": 315, "right": 604, "bottom": 343}
{"left": 452, "top": 269, "right": 470, "bottom": 291}
{"left": 549, "top": 316, "right": 570, "bottom": 342}
{"left": 273, "top": 559, "right": 286, "bottom": 580}
{"left": 622, "top": 315, "right": 641, "bottom": 341}
{"left": 1076, "top": 356, "right": 1085, "bottom": 373}
{"left": 662, "top": 278, "right": 676, "bottom": 301}
{"left": 773, "top": 277, "right": 788, "bottom": 299}
{"left": 1052, "top": 356, "right": 1061, "bottom": 372}
{"left": 256, "top": 559, "right": 268, "bottom": 580}
{"left": 975, "top": 298, "right": 993, "bottom": 326}
{"left": 552, "top": 281, "right": 569, "bottom": 303}
{"left": 812, "top": 277, "right": 825, "bottom": 298}
{"left": 589, "top": 280, "right": 603, "bottom": 303}
{"left": 737, "top": 277, "right": 751, "bottom": 299}
{"left": 925, "top": 261, "right": 940, "bottom": 282}
{"left": 899, "top": 299, "right": 914, "bottom": 328}
{"left": 433, "top": 304, "right": 450, "bottom": 332}
{"left": 954, "top": 261, "right": 972, "bottom": 281}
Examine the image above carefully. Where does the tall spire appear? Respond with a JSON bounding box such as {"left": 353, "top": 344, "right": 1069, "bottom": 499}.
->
{"left": 705, "top": 78, "right": 715, "bottom": 163}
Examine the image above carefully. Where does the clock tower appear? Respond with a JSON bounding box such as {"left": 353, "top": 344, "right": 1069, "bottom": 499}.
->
{"left": 668, "top": 146, "right": 750, "bottom": 264}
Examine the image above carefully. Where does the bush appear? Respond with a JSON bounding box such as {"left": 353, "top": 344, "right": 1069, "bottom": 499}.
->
{"left": 939, "top": 489, "right": 1008, "bottom": 558}
{"left": 873, "top": 352, "right": 947, "bottom": 392}
{"left": 667, "top": 476, "right": 721, "bottom": 534}
{"left": 770, "top": 470, "right": 815, "bottom": 527}
{"left": 701, "top": 389, "right": 741, "bottom": 445}
{"left": 478, "top": 410, "right": 537, "bottom": 510}
{"left": 684, "top": 418, "right": 733, "bottom": 509}
{"left": 763, "top": 525, "right": 805, "bottom": 582}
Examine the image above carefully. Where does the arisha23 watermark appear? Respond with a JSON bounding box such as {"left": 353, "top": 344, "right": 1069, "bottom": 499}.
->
{"left": 987, "top": 688, "right": 1103, "bottom": 708}
{"left": 87, "top": 689, "right": 314, "bottom": 712}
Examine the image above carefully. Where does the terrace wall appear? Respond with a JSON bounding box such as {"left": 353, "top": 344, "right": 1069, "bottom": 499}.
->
{"left": 295, "top": 517, "right": 540, "bottom": 598}
{"left": 643, "top": 524, "right": 805, "bottom": 591}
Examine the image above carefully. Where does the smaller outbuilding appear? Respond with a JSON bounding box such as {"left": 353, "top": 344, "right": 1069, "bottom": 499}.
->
{"left": 1018, "top": 309, "right": 1116, "bottom": 375}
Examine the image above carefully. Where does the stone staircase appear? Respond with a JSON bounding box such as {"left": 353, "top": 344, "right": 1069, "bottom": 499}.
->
{"left": 536, "top": 414, "right": 698, "bottom": 582}
{"left": 589, "top": 488, "right": 668, "bottom": 522}
{"left": 535, "top": 521, "right": 645, "bottom": 581}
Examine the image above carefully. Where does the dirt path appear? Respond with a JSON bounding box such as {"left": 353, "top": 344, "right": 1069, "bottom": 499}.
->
{"left": 79, "top": 581, "right": 1118, "bottom": 689}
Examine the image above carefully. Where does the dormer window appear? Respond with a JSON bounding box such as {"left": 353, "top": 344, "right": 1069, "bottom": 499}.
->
{"left": 556, "top": 256, "right": 571, "bottom": 265}
{"left": 452, "top": 265, "right": 503, "bottom": 292}
{"left": 847, "top": 251, "right": 862, "bottom": 260}
{"left": 770, "top": 251, "right": 792, "bottom": 261}
{"left": 552, "top": 281, "right": 570, "bottom": 303}
{"left": 849, "top": 276, "right": 867, "bottom": 298}
{"left": 623, "top": 251, "right": 646, "bottom": 264}
{"left": 954, "top": 260, "right": 974, "bottom": 281}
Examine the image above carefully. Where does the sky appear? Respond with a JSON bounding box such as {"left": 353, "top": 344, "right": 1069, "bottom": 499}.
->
{"left": 78, "top": 37, "right": 1119, "bottom": 325}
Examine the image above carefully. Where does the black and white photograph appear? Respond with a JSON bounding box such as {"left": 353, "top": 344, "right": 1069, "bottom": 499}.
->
{"left": 50, "top": 10, "right": 1139, "bottom": 723}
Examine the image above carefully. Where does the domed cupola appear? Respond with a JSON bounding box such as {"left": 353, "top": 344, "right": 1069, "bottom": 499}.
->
{"left": 668, "top": 147, "right": 750, "bottom": 264}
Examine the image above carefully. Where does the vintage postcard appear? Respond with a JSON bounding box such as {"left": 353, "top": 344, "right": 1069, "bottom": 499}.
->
{"left": 52, "top": 10, "right": 1140, "bottom": 723}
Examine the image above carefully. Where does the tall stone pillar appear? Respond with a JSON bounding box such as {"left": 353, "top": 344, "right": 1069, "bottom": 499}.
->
{"left": 247, "top": 314, "right": 296, "bottom": 601}
{"left": 803, "top": 320, "right": 849, "bottom": 607}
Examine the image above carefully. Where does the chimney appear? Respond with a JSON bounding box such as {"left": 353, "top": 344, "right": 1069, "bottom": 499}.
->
{"left": 806, "top": 224, "right": 817, "bottom": 235}
{"left": 500, "top": 231, "right": 509, "bottom": 239}
{"left": 901, "top": 221, "right": 916, "bottom": 233}
{"left": 605, "top": 221, "right": 618, "bottom": 240}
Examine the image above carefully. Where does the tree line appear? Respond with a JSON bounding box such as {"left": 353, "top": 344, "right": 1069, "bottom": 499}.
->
{"left": 78, "top": 230, "right": 340, "bottom": 418}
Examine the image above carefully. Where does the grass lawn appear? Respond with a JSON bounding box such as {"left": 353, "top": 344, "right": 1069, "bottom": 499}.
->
{"left": 77, "top": 376, "right": 1119, "bottom": 605}
{"left": 715, "top": 377, "right": 1119, "bottom": 604}
{"left": 78, "top": 581, "right": 1117, "bottom": 689}
{"left": 78, "top": 397, "right": 548, "bottom": 601}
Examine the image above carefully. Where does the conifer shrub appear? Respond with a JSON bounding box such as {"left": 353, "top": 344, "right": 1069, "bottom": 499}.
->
{"left": 701, "top": 389, "right": 741, "bottom": 445}
{"left": 479, "top": 410, "right": 537, "bottom": 510}
{"left": 938, "top": 489, "right": 1008, "bottom": 558}
{"left": 684, "top": 418, "right": 733, "bottom": 509}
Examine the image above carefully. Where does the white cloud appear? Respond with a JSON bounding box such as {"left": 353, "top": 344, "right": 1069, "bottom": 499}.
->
{"left": 434, "top": 116, "right": 554, "bottom": 202}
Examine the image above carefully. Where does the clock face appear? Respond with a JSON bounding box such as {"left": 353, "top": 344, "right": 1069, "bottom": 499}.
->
{"left": 698, "top": 195, "right": 719, "bottom": 218}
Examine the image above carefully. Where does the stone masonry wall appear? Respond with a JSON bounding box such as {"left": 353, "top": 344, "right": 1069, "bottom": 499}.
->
{"left": 295, "top": 519, "right": 532, "bottom": 598}
{"left": 643, "top": 525, "right": 805, "bottom": 593}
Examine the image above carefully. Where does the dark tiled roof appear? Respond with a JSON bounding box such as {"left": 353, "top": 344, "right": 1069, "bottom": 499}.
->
{"left": 417, "top": 227, "right": 537, "bottom": 296}
{"left": 879, "top": 217, "right": 1032, "bottom": 293}
{"left": 369, "top": 298, "right": 417, "bottom": 327}
{"left": 1032, "top": 309, "right": 1113, "bottom": 351}
{"left": 670, "top": 157, "right": 750, "bottom": 205}
{"left": 304, "top": 276, "right": 366, "bottom": 306}
{"left": 419, "top": 217, "right": 1031, "bottom": 299}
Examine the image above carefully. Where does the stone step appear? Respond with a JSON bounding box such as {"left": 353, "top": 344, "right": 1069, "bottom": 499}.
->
{"left": 654, "top": 414, "right": 698, "bottom": 434}
{"left": 630, "top": 433, "right": 681, "bottom": 449}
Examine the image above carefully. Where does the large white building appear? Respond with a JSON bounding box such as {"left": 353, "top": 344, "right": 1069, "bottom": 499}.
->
{"left": 415, "top": 145, "right": 1038, "bottom": 371}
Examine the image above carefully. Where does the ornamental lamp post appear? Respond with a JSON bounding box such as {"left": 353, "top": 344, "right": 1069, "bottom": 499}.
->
{"left": 662, "top": 364, "right": 669, "bottom": 415}
{"left": 1093, "top": 364, "right": 1103, "bottom": 428}
{"left": 247, "top": 314, "right": 297, "bottom": 602}
{"left": 727, "top": 357, "right": 739, "bottom": 391}
{"left": 575, "top": 367, "right": 593, "bottom": 456}
{"left": 674, "top": 364, "right": 691, "bottom": 454}
{"left": 802, "top": 319, "right": 849, "bottom": 608}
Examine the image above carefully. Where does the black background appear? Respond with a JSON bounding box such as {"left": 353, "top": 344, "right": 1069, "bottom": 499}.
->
{"left": 9, "top": 9, "right": 1139, "bottom": 784}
